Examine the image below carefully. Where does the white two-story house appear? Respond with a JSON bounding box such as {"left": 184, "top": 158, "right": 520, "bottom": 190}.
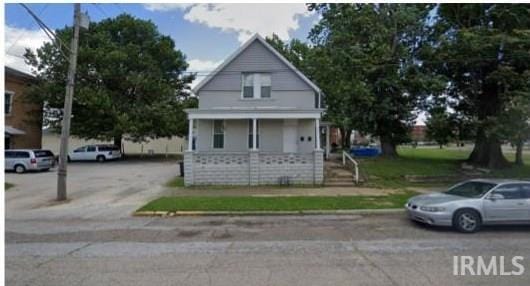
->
{"left": 184, "top": 34, "right": 324, "bottom": 186}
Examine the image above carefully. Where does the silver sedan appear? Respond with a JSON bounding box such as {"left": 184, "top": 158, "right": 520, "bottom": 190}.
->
{"left": 406, "top": 179, "right": 530, "bottom": 233}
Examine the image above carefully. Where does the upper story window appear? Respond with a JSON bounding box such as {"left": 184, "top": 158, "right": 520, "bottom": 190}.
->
{"left": 5, "top": 91, "right": 14, "bottom": 115}
{"left": 242, "top": 73, "right": 271, "bottom": 99}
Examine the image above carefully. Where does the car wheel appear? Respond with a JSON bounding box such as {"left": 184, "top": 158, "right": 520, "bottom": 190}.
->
{"left": 453, "top": 209, "right": 481, "bottom": 233}
{"left": 96, "top": 155, "right": 106, "bottom": 163}
{"left": 14, "top": 164, "right": 26, "bottom": 174}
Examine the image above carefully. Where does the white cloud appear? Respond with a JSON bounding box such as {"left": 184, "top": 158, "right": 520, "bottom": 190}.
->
{"left": 5, "top": 25, "right": 49, "bottom": 73}
{"left": 187, "top": 58, "right": 223, "bottom": 72}
{"left": 187, "top": 58, "right": 223, "bottom": 89}
{"left": 151, "top": 3, "right": 311, "bottom": 44}
{"left": 143, "top": 3, "right": 195, "bottom": 12}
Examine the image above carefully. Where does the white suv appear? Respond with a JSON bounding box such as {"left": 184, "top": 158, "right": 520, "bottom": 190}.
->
{"left": 68, "top": 144, "right": 122, "bottom": 162}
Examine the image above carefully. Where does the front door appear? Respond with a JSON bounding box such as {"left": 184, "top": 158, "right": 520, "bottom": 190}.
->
{"left": 283, "top": 119, "right": 298, "bottom": 153}
{"left": 483, "top": 184, "right": 529, "bottom": 221}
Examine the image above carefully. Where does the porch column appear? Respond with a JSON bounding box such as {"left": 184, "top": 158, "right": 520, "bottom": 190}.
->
{"left": 188, "top": 119, "right": 193, "bottom": 151}
{"left": 252, "top": 118, "right": 258, "bottom": 150}
{"left": 315, "top": 118, "right": 321, "bottom": 150}
{"left": 326, "top": 125, "right": 331, "bottom": 159}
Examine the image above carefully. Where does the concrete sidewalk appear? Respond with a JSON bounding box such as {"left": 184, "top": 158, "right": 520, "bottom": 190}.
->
{"left": 164, "top": 185, "right": 419, "bottom": 197}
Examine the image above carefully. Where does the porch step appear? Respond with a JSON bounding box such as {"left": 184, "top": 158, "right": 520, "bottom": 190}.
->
{"left": 325, "top": 172, "right": 354, "bottom": 179}
{"left": 324, "top": 157, "right": 364, "bottom": 186}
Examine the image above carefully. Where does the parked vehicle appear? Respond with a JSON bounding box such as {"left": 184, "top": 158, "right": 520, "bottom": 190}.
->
{"left": 5, "top": 149, "right": 55, "bottom": 173}
{"left": 406, "top": 179, "right": 530, "bottom": 233}
{"left": 67, "top": 144, "right": 121, "bottom": 162}
{"left": 350, "top": 145, "right": 380, "bottom": 157}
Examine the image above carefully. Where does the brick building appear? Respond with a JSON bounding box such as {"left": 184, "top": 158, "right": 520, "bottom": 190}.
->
{"left": 5, "top": 66, "right": 42, "bottom": 149}
{"left": 410, "top": 125, "right": 427, "bottom": 143}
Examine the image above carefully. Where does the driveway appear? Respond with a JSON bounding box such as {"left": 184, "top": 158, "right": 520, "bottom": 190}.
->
{"left": 5, "top": 160, "right": 178, "bottom": 220}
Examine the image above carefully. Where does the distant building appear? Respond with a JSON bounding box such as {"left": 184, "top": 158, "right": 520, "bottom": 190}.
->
{"left": 410, "top": 125, "right": 427, "bottom": 143}
{"left": 4, "top": 67, "right": 42, "bottom": 149}
{"left": 42, "top": 129, "right": 187, "bottom": 155}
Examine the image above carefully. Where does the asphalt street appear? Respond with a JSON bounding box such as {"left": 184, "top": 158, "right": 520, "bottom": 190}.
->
{"left": 6, "top": 214, "right": 530, "bottom": 286}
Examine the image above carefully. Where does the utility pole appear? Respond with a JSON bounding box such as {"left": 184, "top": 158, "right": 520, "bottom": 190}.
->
{"left": 57, "top": 3, "right": 81, "bottom": 201}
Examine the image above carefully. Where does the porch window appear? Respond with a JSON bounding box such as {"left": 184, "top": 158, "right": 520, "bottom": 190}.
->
{"left": 242, "top": 73, "right": 271, "bottom": 99}
{"left": 248, "top": 119, "right": 260, "bottom": 149}
{"left": 213, "top": 120, "right": 224, "bottom": 149}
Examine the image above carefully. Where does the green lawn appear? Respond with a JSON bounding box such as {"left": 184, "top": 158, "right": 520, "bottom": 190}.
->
{"left": 360, "top": 147, "right": 530, "bottom": 188}
{"left": 5, "top": 183, "right": 14, "bottom": 190}
{"left": 138, "top": 191, "right": 416, "bottom": 212}
{"left": 165, "top": 176, "right": 184, "bottom": 188}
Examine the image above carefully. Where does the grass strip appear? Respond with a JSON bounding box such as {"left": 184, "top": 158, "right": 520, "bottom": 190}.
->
{"left": 138, "top": 191, "right": 417, "bottom": 212}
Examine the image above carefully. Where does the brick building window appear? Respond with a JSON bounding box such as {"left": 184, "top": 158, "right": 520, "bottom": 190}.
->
{"left": 5, "top": 91, "right": 14, "bottom": 115}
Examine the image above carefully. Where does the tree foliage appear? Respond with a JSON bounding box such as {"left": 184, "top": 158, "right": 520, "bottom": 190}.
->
{"left": 24, "top": 14, "right": 195, "bottom": 146}
{"left": 425, "top": 107, "right": 454, "bottom": 148}
{"left": 419, "top": 4, "right": 530, "bottom": 168}
{"left": 306, "top": 3, "right": 434, "bottom": 156}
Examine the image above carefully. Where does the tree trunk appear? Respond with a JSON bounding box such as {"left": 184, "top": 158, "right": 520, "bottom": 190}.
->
{"left": 468, "top": 130, "right": 509, "bottom": 169}
{"left": 380, "top": 137, "right": 397, "bottom": 157}
{"left": 515, "top": 140, "right": 524, "bottom": 166}
{"left": 344, "top": 129, "right": 352, "bottom": 150}
{"left": 113, "top": 135, "right": 123, "bottom": 155}
{"left": 340, "top": 127, "right": 351, "bottom": 150}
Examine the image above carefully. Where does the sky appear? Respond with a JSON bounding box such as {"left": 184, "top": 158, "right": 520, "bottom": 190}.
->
{"left": 4, "top": 3, "right": 426, "bottom": 124}
{"left": 5, "top": 3, "right": 319, "bottom": 87}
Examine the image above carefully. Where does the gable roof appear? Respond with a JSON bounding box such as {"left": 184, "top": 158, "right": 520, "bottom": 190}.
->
{"left": 192, "top": 34, "right": 321, "bottom": 94}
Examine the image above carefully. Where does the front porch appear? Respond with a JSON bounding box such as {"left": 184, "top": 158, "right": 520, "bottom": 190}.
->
{"left": 183, "top": 108, "right": 325, "bottom": 186}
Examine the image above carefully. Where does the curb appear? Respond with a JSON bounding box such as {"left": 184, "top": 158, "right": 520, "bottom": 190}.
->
{"left": 133, "top": 208, "right": 405, "bottom": 217}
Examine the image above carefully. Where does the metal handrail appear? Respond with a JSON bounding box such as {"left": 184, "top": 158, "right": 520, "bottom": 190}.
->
{"left": 342, "top": 151, "right": 359, "bottom": 184}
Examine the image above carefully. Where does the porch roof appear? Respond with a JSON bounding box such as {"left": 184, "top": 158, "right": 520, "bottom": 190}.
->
{"left": 5, "top": 125, "right": 26, "bottom": 135}
{"left": 185, "top": 108, "right": 323, "bottom": 120}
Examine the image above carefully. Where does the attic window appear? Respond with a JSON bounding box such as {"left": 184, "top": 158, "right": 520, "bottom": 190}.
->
{"left": 242, "top": 73, "right": 271, "bottom": 99}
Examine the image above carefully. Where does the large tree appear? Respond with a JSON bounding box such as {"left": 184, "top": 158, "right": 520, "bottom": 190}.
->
{"left": 25, "top": 14, "right": 195, "bottom": 148}
{"left": 266, "top": 34, "right": 356, "bottom": 149}
{"left": 307, "top": 4, "right": 433, "bottom": 156}
{"left": 420, "top": 4, "right": 530, "bottom": 168}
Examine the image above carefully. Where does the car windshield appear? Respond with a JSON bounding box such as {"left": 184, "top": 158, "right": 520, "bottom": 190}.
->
{"left": 445, "top": 181, "right": 497, "bottom": 198}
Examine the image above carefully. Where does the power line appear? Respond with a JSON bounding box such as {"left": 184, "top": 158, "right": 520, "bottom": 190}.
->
{"left": 19, "top": 3, "right": 71, "bottom": 59}
{"left": 92, "top": 3, "right": 109, "bottom": 18}
{"left": 6, "top": 4, "right": 49, "bottom": 54}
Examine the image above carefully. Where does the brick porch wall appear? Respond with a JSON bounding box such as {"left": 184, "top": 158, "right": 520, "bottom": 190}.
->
{"left": 184, "top": 150, "right": 324, "bottom": 186}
